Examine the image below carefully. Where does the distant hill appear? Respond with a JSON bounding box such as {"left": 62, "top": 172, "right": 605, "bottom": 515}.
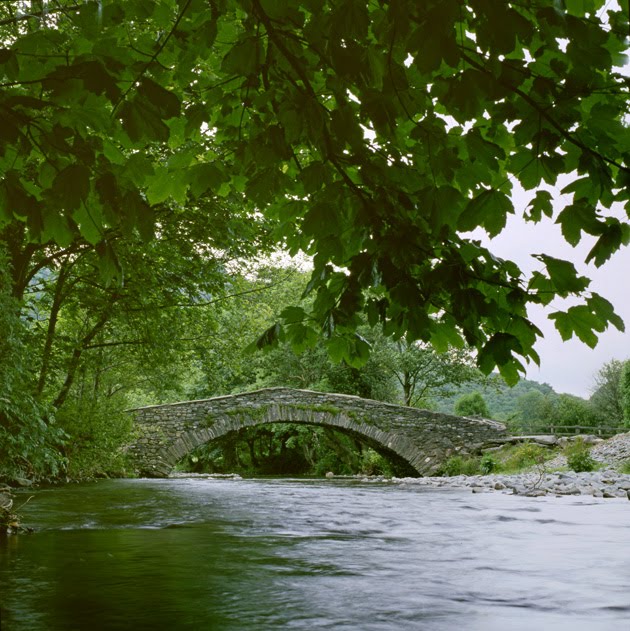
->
{"left": 434, "top": 376, "right": 556, "bottom": 421}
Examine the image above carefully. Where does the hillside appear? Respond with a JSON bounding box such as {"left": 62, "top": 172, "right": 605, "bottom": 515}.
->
{"left": 435, "top": 376, "right": 556, "bottom": 421}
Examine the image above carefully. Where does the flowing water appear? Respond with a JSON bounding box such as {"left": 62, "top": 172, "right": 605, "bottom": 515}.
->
{"left": 1, "top": 477, "right": 629, "bottom": 630}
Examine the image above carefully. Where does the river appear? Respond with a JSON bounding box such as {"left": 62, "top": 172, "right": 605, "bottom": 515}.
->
{"left": 1, "top": 477, "right": 629, "bottom": 630}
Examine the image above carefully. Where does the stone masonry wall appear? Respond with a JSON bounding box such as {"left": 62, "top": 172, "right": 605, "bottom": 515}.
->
{"left": 126, "top": 387, "right": 508, "bottom": 477}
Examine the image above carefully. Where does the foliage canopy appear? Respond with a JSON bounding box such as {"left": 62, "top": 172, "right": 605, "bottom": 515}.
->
{"left": 1, "top": 0, "right": 629, "bottom": 384}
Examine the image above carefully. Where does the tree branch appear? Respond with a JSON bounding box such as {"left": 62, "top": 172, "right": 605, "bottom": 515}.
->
{"left": 459, "top": 50, "right": 630, "bottom": 176}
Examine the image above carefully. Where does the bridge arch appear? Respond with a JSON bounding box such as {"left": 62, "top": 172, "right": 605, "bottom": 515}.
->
{"left": 126, "top": 388, "right": 507, "bottom": 477}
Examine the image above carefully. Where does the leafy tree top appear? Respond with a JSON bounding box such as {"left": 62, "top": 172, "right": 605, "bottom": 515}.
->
{"left": 1, "top": 0, "right": 628, "bottom": 383}
{"left": 454, "top": 391, "right": 490, "bottom": 418}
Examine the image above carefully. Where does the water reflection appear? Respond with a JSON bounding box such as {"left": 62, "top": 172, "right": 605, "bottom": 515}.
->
{"left": 1, "top": 478, "right": 630, "bottom": 630}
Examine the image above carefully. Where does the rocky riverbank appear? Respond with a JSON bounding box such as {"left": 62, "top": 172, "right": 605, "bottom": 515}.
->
{"left": 543, "top": 430, "right": 630, "bottom": 470}
{"left": 387, "top": 470, "right": 630, "bottom": 498}
{"left": 0, "top": 484, "right": 33, "bottom": 535}
{"left": 358, "top": 431, "right": 630, "bottom": 499}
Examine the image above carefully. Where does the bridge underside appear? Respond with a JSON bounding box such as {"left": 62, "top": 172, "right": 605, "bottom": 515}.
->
{"left": 174, "top": 421, "right": 420, "bottom": 477}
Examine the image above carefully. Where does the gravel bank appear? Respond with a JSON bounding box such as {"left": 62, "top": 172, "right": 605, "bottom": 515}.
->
{"left": 545, "top": 431, "right": 630, "bottom": 470}
{"left": 364, "top": 432, "right": 630, "bottom": 499}
{"left": 387, "top": 470, "right": 630, "bottom": 498}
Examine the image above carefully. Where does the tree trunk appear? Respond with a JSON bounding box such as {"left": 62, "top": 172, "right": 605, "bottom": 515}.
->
{"left": 36, "top": 262, "right": 72, "bottom": 396}
{"left": 52, "top": 296, "right": 118, "bottom": 409}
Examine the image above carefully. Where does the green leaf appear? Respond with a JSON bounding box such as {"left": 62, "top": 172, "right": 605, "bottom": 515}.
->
{"left": 299, "top": 162, "right": 329, "bottom": 195}
{"left": 280, "top": 305, "right": 307, "bottom": 323}
{"left": 458, "top": 189, "right": 513, "bottom": 236}
{"left": 41, "top": 209, "right": 73, "bottom": 247}
{"left": 346, "top": 333, "right": 371, "bottom": 368}
{"left": 126, "top": 190, "right": 154, "bottom": 241}
{"left": 0, "top": 48, "right": 19, "bottom": 80}
{"left": 120, "top": 100, "right": 170, "bottom": 143}
{"left": 555, "top": 200, "right": 603, "bottom": 246}
{"left": 587, "top": 293, "right": 625, "bottom": 333}
{"left": 302, "top": 203, "right": 341, "bottom": 239}
{"left": 124, "top": 154, "right": 154, "bottom": 187}
{"left": 72, "top": 204, "right": 103, "bottom": 245}
{"left": 585, "top": 221, "right": 628, "bottom": 267}
{"left": 528, "top": 271, "right": 555, "bottom": 305}
{"left": 221, "top": 38, "right": 262, "bottom": 75}
{"left": 326, "top": 335, "right": 351, "bottom": 364}
{"left": 285, "top": 322, "right": 318, "bottom": 353}
{"left": 508, "top": 150, "right": 542, "bottom": 190}
{"left": 535, "top": 254, "right": 590, "bottom": 294}
{"left": 525, "top": 190, "right": 553, "bottom": 222}
{"left": 438, "top": 70, "right": 486, "bottom": 123}
{"left": 561, "top": 176, "right": 600, "bottom": 205}
{"left": 325, "top": 333, "right": 370, "bottom": 368}
{"left": 477, "top": 333, "right": 525, "bottom": 384}
{"left": 248, "top": 323, "right": 283, "bottom": 353}
{"left": 52, "top": 165, "right": 91, "bottom": 211}
{"left": 549, "top": 305, "right": 605, "bottom": 348}
{"left": 95, "top": 239, "right": 122, "bottom": 285}
{"left": 564, "top": 0, "right": 597, "bottom": 17}
{"left": 365, "top": 46, "right": 384, "bottom": 89}
{"left": 187, "top": 163, "right": 227, "bottom": 198}
{"left": 425, "top": 186, "right": 466, "bottom": 230}
{"left": 333, "top": 0, "right": 369, "bottom": 40}
{"left": 429, "top": 320, "right": 465, "bottom": 352}
{"left": 138, "top": 78, "right": 180, "bottom": 119}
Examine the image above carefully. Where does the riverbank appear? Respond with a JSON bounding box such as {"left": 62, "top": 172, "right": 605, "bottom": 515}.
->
{"left": 5, "top": 431, "right": 630, "bottom": 502}
{"left": 387, "top": 470, "right": 630, "bottom": 498}
{"left": 172, "top": 469, "right": 630, "bottom": 499}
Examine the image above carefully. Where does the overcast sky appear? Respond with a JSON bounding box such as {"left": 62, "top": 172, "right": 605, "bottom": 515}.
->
{"left": 481, "top": 184, "right": 630, "bottom": 399}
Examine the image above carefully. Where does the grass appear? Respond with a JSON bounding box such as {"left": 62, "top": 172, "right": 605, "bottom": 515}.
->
{"left": 438, "top": 442, "right": 559, "bottom": 477}
{"left": 485, "top": 442, "right": 557, "bottom": 474}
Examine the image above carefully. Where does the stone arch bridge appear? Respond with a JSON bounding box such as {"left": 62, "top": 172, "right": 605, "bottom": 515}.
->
{"left": 126, "top": 388, "right": 507, "bottom": 477}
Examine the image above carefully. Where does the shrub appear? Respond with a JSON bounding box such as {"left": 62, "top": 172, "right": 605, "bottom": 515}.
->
{"left": 480, "top": 454, "right": 497, "bottom": 474}
{"left": 359, "top": 448, "right": 392, "bottom": 476}
{"left": 442, "top": 455, "right": 480, "bottom": 476}
{"left": 502, "top": 442, "right": 547, "bottom": 472}
{"left": 618, "top": 460, "right": 630, "bottom": 475}
{"left": 564, "top": 438, "right": 597, "bottom": 473}
{"left": 442, "top": 456, "right": 463, "bottom": 476}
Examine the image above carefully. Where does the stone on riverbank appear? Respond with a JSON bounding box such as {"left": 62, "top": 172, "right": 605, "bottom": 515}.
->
{"left": 0, "top": 484, "right": 34, "bottom": 535}
{"left": 390, "top": 469, "right": 630, "bottom": 499}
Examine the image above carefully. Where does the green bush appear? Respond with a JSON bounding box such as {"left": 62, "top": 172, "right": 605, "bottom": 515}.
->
{"left": 359, "top": 448, "right": 393, "bottom": 476}
{"left": 618, "top": 460, "right": 630, "bottom": 475}
{"left": 442, "top": 455, "right": 480, "bottom": 476}
{"left": 442, "top": 456, "right": 463, "bottom": 476}
{"left": 503, "top": 442, "right": 547, "bottom": 472}
{"left": 56, "top": 399, "right": 133, "bottom": 478}
{"left": 480, "top": 454, "right": 497, "bottom": 474}
{"left": 564, "top": 438, "right": 598, "bottom": 472}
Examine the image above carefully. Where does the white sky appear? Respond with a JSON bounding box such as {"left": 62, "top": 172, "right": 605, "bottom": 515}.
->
{"left": 482, "top": 185, "right": 630, "bottom": 399}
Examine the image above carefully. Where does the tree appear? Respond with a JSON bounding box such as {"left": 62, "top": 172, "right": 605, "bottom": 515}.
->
{"left": 553, "top": 394, "right": 600, "bottom": 429}
{"left": 621, "top": 362, "right": 630, "bottom": 428}
{"left": 454, "top": 392, "right": 490, "bottom": 418}
{"left": 1, "top": 0, "right": 628, "bottom": 388}
{"left": 0, "top": 247, "right": 66, "bottom": 479}
{"left": 514, "top": 389, "right": 557, "bottom": 433}
{"left": 590, "top": 359, "right": 626, "bottom": 425}
{"left": 378, "top": 336, "right": 482, "bottom": 407}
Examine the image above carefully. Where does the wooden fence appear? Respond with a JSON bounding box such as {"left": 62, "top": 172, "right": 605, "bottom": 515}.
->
{"left": 517, "top": 425, "right": 628, "bottom": 438}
